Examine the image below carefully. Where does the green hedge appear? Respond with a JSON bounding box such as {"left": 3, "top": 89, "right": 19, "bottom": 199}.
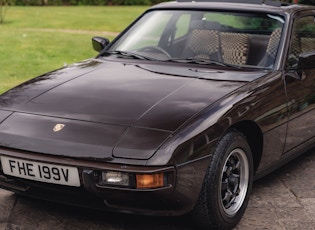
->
{"left": 11, "top": 0, "right": 315, "bottom": 6}
{"left": 13, "top": 0, "right": 166, "bottom": 5}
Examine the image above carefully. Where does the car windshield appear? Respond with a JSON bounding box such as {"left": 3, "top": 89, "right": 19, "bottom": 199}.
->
{"left": 107, "top": 10, "right": 284, "bottom": 69}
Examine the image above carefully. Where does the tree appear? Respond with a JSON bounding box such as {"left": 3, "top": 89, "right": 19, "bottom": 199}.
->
{"left": 0, "top": 0, "right": 13, "bottom": 24}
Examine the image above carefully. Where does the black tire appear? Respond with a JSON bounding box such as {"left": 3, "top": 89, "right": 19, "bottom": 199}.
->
{"left": 192, "top": 130, "right": 254, "bottom": 230}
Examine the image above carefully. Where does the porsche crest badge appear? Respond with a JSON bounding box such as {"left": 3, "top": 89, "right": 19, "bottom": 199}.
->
{"left": 53, "top": 124, "right": 65, "bottom": 132}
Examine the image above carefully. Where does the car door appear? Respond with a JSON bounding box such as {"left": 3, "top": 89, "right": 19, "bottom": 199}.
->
{"left": 284, "top": 12, "right": 315, "bottom": 154}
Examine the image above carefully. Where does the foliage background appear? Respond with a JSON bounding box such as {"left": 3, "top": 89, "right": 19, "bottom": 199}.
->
{"left": 13, "top": 0, "right": 166, "bottom": 5}
{"left": 299, "top": 0, "right": 315, "bottom": 4}
{"left": 2, "top": 0, "right": 314, "bottom": 6}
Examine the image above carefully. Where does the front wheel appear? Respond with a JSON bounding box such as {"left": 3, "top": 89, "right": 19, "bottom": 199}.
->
{"left": 192, "top": 130, "right": 254, "bottom": 230}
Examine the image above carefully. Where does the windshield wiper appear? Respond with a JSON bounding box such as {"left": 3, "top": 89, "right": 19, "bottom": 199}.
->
{"left": 103, "top": 50, "right": 154, "bottom": 60}
{"left": 168, "top": 58, "right": 242, "bottom": 69}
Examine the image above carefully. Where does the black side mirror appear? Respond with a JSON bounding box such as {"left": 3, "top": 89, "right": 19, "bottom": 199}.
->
{"left": 92, "top": 37, "right": 110, "bottom": 52}
{"left": 297, "top": 51, "right": 315, "bottom": 78}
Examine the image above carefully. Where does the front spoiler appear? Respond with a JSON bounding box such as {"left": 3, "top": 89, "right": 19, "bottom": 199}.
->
{"left": 0, "top": 148, "right": 192, "bottom": 216}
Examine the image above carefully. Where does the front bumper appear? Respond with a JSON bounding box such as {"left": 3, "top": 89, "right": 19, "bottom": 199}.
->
{"left": 0, "top": 148, "right": 206, "bottom": 216}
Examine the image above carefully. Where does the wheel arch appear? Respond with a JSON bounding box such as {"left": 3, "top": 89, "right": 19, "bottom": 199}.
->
{"left": 230, "top": 120, "right": 263, "bottom": 172}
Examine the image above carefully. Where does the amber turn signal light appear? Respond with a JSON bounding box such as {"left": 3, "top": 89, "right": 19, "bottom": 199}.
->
{"left": 136, "top": 173, "right": 164, "bottom": 189}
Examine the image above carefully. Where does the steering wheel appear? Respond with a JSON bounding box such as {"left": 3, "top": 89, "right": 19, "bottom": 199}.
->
{"left": 138, "top": 46, "right": 171, "bottom": 59}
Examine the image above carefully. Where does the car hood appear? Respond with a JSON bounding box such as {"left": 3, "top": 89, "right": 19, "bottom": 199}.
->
{"left": 0, "top": 59, "right": 265, "bottom": 161}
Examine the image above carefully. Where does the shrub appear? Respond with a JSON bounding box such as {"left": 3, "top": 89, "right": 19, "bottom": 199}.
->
{"left": 14, "top": 0, "right": 167, "bottom": 5}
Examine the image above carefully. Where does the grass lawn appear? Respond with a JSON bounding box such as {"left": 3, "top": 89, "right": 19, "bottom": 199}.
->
{"left": 0, "top": 6, "right": 147, "bottom": 93}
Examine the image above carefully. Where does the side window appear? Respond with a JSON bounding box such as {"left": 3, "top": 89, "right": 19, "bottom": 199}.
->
{"left": 287, "top": 16, "right": 315, "bottom": 68}
{"left": 174, "top": 14, "right": 191, "bottom": 39}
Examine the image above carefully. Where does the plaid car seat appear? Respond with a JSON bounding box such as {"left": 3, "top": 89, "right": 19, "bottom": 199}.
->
{"left": 182, "top": 29, "right": 222, "bottom": 61}
{"left": 259, "top": 28, "right": 282, "bottom": 67}
{"left": 221, "top": 33, "right": 249, "bottom": 65}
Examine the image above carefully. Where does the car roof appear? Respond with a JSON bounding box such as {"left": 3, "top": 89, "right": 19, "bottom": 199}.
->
{"left": 150, "top": 0, "right": 315, "bottom": 15}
